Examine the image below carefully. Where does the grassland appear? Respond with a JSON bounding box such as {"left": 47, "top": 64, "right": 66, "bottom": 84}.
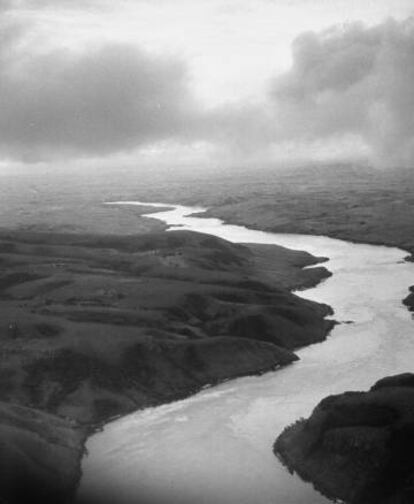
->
{"left": 2, "top": 161, "right": 412, "bottom": 502}
{"left": 0, "top": 228, "right": 332, "bottom": 422}
{"left": 3, "top": 164, "right": 414, "bottom": 256}
{"left": 0, "top": 221, "right": 332, "bottom": 502}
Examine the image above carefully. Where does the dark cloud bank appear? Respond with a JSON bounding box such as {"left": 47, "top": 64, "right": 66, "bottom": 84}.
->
{"left": 0, "top": 23, "right": 197, "bottom": 159}
{"left": 0, "top": 12, "right": 413, "bottom": 166}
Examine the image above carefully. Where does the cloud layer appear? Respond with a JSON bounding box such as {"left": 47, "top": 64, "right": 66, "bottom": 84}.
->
{"left": 271, "top": 17, "right": 414, "bottom": 167}
{"left": 0, "top": 5, "right": 414, "bottom": 167}
{"left": 0, "top": 16, "right": 197, "bottom": 160}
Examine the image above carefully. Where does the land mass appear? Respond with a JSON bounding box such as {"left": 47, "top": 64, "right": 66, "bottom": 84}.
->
{"left": 274, "top": 373, "right": 414, "bottom": 504}
{"left": 0, "top": 227, "right": 332, "bottom": 503}
{"left": 193, "top": 165, "right": 414, "bottom": 258}
{"left": 0, "top": 401, "right": 87, "bottom": 504}
{"left": 4, "top": 164, "right": 414, "bottom": 257}
{"left": 6, "top": 164, "right": 413, "bottom": 503}
{"left": 403, "top": 286, "right": 414, "bottom": 311}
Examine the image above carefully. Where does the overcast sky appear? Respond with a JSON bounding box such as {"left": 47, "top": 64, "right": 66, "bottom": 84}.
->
{"left": 1, "top": 0, "right": 414, "bottom": 170}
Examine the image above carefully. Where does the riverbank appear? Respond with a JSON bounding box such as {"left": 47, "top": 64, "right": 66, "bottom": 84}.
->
{"left": 194, "top": 207, "right": 414, "bottom": 261}
{"left": 79, "top": 202, "right": 414, "bottom": 504}
{"left": 5, "top": 165, "right": 414, "bottom": 259}
{"left": 3, "top": 168, "right": 414, "bottom": 502}
{"left": 403, "top": 286, "right": 414, "bottom": 311}
{"left": 274, "top": 373, "right": 414, "bottom": 504}
{"left": 0, "top": 226, "right": 332, "bottom": 502}
{"left": 174, "top": 166, "right": 414, "bottom": 260}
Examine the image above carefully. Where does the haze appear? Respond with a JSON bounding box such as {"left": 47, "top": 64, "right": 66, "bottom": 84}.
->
{"left": 1, "top": 0, "right": 413, "bottom": 170}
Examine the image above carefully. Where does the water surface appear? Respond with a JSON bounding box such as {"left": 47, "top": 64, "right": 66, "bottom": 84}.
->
{"left": 79, "top": 202, "right": 414, "bottom": 504}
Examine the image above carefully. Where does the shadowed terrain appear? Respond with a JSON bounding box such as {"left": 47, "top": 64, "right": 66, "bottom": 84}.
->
{"left": 0, "top": 402, "right": 87, "bottom": 504}
{"left": 274, "top": 374, "right": 414, "bottom": 504}
{"left": 0, "top": 227, "right": 332, "bottom": 502}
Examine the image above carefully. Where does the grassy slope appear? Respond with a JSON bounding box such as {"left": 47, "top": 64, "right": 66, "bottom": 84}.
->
{"left": 0, "top": 402, "right": 87, "bottom": 504}
{"left": 8, "top": 166, "right": 402, "bottom": 502}
{"left": 274, "top": 374, "right": 414, "bottom": 504}
{"left": 196, "top": 165, "right": 414, "bottom": 257}
{"left": 0, "top": 229, "right": 332, "bottom": 425}
{"left": 0, "top": 169, "right": 339, "bottom": 503}
{"left": 0, "top": 227, "right": 333, "bottom": 503}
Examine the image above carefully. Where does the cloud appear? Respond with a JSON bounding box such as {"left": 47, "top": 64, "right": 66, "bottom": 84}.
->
{"left": 0, "top": 11, "right": 271, "bottom": 164}
{"left": 0, "top": 0, "right": 102, "bottom": 10}
{"left": 0, "top": 0, "right": 13, "bottom": 10}
{"left": 0, "top": 17, "right": 197, "bottom": 161}
{"left": 1, "top": 6, "right": 414, "bottom": 168}
{"left": 270, "top": 17, "right": 414, "bottom": 167}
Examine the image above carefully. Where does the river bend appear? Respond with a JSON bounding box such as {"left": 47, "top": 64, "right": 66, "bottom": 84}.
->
{"left": 78, "top": 202, "right": 414, "bottom": 504}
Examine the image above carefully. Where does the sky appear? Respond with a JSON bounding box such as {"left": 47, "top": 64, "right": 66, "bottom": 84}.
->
{"left": 1, "top": 0, "right": 414, "bottom": 170}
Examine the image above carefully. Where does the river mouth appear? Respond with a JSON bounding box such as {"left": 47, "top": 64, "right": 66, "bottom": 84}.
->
{"left": 78, "top": 202, "right": 414, "bottom": 504}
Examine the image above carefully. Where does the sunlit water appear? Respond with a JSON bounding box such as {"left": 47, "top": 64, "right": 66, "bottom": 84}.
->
{"left": 78, "top": 202, "right": 414, "bottom": 504}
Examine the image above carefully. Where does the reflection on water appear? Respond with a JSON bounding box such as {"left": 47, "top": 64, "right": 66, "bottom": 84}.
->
{"left": 78, "top": 202, "right": 414, "bottom": 504}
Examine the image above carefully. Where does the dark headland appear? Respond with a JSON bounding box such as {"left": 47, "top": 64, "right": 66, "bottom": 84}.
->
{"left": 0, "top": 225, "right": 332, "bottom": 503}
{"left": 274, "top": 373, "right": 414, "bottom": 504}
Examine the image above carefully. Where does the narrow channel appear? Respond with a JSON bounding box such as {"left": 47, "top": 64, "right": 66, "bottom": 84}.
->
{"left": 78, "top": 202, "right": 414, "bottom": 504}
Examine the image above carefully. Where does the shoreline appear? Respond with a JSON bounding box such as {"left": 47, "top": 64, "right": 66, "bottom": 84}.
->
{"left": 76, "top": 256, "right": 335, "bottom": 502}
{"left": 184, "top": 206, "right": 414, "bottom": 311}
{"left": 0, "top": 224, "right": 332, "bottom": 503}
{"left": 84, "top": 359, "right": 296, "bottom": 436}
{"left": 274, "top": 374, "right": 414, "bottom": 504}
{"left": 79, "top": 203, "right": 414, "bottom": 504}
{"left": 188, "top": 208, "right": 414, "bottom": 261}
{"left": 2, "top": 202, "right": 412, "bottom": 503}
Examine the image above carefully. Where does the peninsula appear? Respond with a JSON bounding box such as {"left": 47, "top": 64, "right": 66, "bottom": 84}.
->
{"left": 0, "top": 226, "right": 332, "bottom": 503}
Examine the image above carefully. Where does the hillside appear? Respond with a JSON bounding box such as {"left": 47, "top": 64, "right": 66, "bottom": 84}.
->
{"left": 0, "top": 228, "right": 332, "bottom": 503}
{"left": 274, "top": 374, "right": 414, "bottom": 504}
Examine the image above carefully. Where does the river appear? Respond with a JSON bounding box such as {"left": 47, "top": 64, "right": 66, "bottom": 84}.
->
{"left": 78, "top": 202, "right": 414, "bottom": 504}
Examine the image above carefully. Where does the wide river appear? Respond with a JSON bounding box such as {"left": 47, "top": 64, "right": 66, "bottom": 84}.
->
{"left": 78, "top": 202, "right": 414, "bottom": 504}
